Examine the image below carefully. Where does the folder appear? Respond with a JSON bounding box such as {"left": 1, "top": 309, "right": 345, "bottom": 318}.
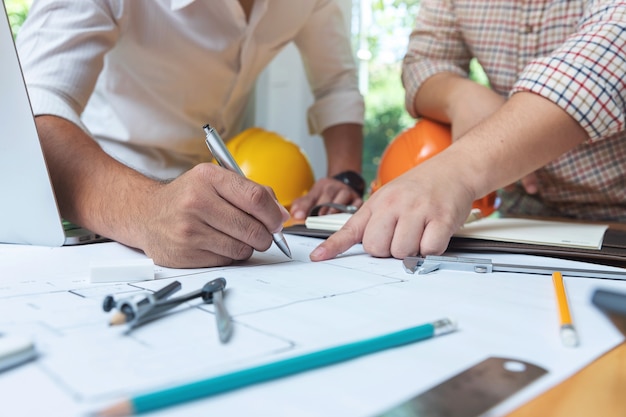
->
{"left": 284, "top": 216, "right": 626, "bottom": 267}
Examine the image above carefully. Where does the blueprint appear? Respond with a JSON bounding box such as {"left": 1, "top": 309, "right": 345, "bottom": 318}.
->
{"left": 0, "top": 236, "right": 624, "bottom": 417}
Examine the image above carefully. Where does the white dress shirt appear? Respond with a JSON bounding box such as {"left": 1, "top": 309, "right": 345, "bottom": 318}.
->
{"left": 16, "top": 0, "right": 363, "bottom": 179}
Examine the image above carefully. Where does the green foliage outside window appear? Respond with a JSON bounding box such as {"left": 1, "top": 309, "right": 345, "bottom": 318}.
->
{"left": 360, "top": 0, "right": 489, "bottom": 196}
{"left": 5, "top": 0, "right": 31, "bottom": 37}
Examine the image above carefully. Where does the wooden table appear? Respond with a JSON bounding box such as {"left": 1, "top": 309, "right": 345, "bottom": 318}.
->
{"left": 507, "top": 342, "right": 626, "bottom": 417}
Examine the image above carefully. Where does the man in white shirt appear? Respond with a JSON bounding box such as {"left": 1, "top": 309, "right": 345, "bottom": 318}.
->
{"left": 17, "top": 0, "right": 364, "bottom": 268}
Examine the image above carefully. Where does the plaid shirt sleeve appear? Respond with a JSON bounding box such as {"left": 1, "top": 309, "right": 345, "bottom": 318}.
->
{"left": 401, "top": 0, "right": 472, "bottom": 118}
{"left": 512, "top": 1, "right": 626, "bottom": 142}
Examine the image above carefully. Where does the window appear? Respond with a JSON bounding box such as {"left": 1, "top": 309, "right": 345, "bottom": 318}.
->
{"left": 6, "top": 0, "right": 486, "bottom": 198}
{"left": 5, "top": 0, "right": 31, "bottom": 37}
{"left": 352, "top": 0, "right": 421, "bottom": 195}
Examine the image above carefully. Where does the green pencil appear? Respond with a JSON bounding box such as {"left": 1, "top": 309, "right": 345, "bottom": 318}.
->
{"left": 95, "top": 318, "right": 457, "bottom": 416}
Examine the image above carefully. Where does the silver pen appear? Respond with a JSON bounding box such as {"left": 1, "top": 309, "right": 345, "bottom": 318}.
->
{"left": 202, "top": 124, "right": 292, "bottom": 259}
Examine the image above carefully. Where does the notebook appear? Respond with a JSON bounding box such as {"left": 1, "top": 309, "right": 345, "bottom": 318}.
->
{"left": 0, "top": 4, "right": 105, "bottom": 246}
{"left": 286, "top": 213, "right": 626, "bottom": 266}
{"left": 302, "top": 213, "right": 608, "bottom": 250}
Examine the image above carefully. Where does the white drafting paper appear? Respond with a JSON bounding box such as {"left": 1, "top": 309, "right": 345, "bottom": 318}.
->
{"left": 0, "top": 236, "right": 624, "bottom": 417}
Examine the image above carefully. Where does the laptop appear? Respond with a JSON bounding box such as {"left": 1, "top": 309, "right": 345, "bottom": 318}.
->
{"left": 0, "top": 3, "right": 105, "bottom": 246}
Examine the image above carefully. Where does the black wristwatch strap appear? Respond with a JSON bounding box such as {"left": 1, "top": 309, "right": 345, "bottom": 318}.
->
{"left": 332, "top": 170, "right": 365, "bottom": 198}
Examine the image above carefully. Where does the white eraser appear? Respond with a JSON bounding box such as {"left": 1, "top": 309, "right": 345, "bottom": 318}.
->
{"left": 560, "top": 327, "right": 579, "bottom": 348}
{"left": 90, "top": 258, "right": 155, "bottom": 283}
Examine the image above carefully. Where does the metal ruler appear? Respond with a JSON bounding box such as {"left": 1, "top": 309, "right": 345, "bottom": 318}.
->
{"left": 376, "top": 357, "right": 547, "bottom": 417}
{"left": 403, "top": 255, "right": 626, "bottom": 280}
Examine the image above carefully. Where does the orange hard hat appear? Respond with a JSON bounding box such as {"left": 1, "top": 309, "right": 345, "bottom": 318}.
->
{"left": 225, "top": 128, "right": 315, "bottom": 209}
{"left": 371, "top": 118, "right": 496, "bottom": 216}
{"left": 371, "top": 118, "right": 451, "bottom": 193}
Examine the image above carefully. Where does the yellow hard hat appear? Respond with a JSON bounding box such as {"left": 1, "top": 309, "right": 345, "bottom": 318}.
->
{"left": 226, "top": 128, "right": 315, "bottom": 209}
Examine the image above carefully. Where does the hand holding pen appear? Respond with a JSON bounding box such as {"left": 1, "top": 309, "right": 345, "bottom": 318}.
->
{"left": 203, "top": 124, "right": 292, "bottom": 259}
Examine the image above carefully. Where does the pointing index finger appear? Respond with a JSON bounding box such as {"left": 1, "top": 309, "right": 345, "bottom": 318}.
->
{"left": 309, "top": 209, "right": 370, "bottom": 261}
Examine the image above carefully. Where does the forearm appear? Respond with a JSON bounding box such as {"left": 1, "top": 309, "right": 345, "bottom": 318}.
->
{"left": 35, "top": 115, "right": 157, "bottom": 248}
{"left": 412, "top": 72, "right": 469, "bottom": 123}
{"left": 436, "top": 92, "right": 588, "bottom": 200}
{"left": 311, "top": 92, "right": 589, "bottom": 262}
{"left": 321, "top": 123, "right": 363, "bottom": 177}
{"left": 36, "top": 115, "right": 291, "bottom": 268}
{"left": 413, "top": 73, "right": 506, "bottom": 140}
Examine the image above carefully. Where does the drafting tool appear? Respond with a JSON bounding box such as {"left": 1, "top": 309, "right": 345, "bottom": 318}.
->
{"left": 135, "top": 278, "right": 234, "bottom": 343}
{"left": 104, "top": 281, "right": 182, "bottom": 325}
{"left": 0, "top": 334, "right": 37, "bottom": 373}
{"left": 93, "top": 318, "right": 457, "bottom": 416}
{"left": 128, "top": 279, "right": 228, "bottom": 331}
{"left": 376, "top": 357, "right": 547, "bottom": 417}
{"left": 552, "top": 272, "right": 578, "bottom": 347}
{"left": 403, "top": 255, "right": 626, "bottom": 280}
{"left": 103, "top": 279, "right": 232, "bottom": 341}
{"left": 203, "top": 124, "right": 292, "bottom": 259}
{"left": 128, "top": 282, "right": 213, "bottom": 328}
{"left": 209, "top": 279, "right": 233, "bottom": 343}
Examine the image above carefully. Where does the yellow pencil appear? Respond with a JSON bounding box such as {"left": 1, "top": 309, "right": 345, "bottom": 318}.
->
{"left": 552, "top": 272, "right": 579, "bottom": 347}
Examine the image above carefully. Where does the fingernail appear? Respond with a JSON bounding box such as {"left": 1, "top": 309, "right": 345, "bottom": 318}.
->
{"left": 292, "top": 210, "right": 306, "bottom": 220}
{"left": 272, "top": 226, "right": 284, "bottom": 234}
{"left": 310, "top": 246, "right": 327, "bottom": 261}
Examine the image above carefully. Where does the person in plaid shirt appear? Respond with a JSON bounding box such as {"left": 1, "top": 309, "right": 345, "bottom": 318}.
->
{"left": 310, "top": 0, "right": 626, "bottom": 262}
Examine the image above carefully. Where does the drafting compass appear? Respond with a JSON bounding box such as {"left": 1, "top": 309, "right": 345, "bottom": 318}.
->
{"left": 103, "top": 278, "right": 233, "bottom": 342}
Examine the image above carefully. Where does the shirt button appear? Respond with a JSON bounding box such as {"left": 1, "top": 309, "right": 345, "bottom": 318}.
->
{"left": 523, "top": 24, "right": 534, "bottom": 34}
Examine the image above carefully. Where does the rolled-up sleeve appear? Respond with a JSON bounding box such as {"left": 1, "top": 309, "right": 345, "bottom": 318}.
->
{"left": 402, "top": 0, "right": 472, "bottom": 118}
{"left": 512, "top": 2, "right": 626, "bottom": 142}
{"left": 293, "top": 0, "right": 364, "bottom": 135}
{"left": 16, "top": 0, "right": 121, "bottom": 131}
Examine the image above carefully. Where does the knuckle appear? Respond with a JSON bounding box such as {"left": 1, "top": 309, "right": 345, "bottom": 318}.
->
{"left": 193, "top": 162, "right": 219, "bottom": 182}
{"left": 392, "top": 247, "right": 418, "bottom": 260}
{"left": 178, "top": 194, "right": 202, "bottom": 212}
{"left": 245, "top": 223, "right": 273, "bottom": 250}
{"left": 246, "top": 182, "right": 269, "bottom": 207}
{"left": 363, "top": 242, "right": 390, "bottom": 258}
{"left": 231, "top": 242, "right": 254, "bottom": 260}
{"left": 171, "top": 219, "right": 199, "bottom": 241}
{"left": 417, "top": 235, "right": 449, "bottom": 257}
